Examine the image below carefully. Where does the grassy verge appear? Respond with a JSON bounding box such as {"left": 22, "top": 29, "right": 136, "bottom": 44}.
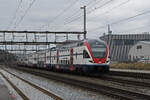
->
{"left": 110, "top": 62, "right": 150, "bottom": 70}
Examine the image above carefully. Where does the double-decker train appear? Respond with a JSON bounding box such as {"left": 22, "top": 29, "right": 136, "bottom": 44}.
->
{"left": 19, "top": 39, "right": 110, "bottom": 73}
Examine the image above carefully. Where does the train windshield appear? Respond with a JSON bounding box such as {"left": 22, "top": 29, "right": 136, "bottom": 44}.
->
{"left": 88, "top": 40, "right": 107, "bottom": 58}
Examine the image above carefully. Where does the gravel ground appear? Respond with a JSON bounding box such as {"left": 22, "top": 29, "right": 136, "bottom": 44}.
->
{"left": 0, "top": 76, "right": 4, "bottom": 85}
{"left": 103, "top": 75, "right": 150, "bottom": 95}
{"left": 19, "top": 68, "right": 150, "bottom": 96}
{"left": 7, "top": 68, "right": 115, "bottom": 100}
{"left": 1, "top": 69, "right": 54, "bottom": 100}
{"left": 0, "top": 73, "right": 23, "bottom": 100}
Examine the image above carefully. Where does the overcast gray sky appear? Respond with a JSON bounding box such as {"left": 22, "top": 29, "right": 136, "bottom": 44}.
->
{"left": 0, "top": 0, "right": 150, "bottom": 39}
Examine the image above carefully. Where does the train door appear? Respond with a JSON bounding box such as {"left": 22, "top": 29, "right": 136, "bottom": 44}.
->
{"left": 70, "top": 48, "right": 74, "bottom": 71}
{"left": 56, "top": 50, "right": 60, "bottom": 70}
{"left": 50, "top": 50, "right": 51, "bottom": 67}
{"left": 83, "top": 49, "right": 90, "bottom": 64}
{"left": 44, "top": 51, "right": 46, "bottom": 68}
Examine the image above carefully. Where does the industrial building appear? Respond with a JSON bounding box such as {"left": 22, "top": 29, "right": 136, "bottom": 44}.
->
{"left": 100, "top": 33, "right": 150, "bottom": 62}
{"left": 128, "top": 41, "right": 150, "bottom": 61}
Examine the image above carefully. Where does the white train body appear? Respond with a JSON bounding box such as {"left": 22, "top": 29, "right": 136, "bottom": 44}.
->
{"left": 22, "top": 39, "right": 110, "bottom": 72}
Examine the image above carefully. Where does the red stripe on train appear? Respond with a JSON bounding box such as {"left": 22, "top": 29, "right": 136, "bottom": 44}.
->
{"left": 85, "top": 41, "right": 108, "bottom": 64}
{"left": 70, "top": 48, "right": 74, "bottom": 71}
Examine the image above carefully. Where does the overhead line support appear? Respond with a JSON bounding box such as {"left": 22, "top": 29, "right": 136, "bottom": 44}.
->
{"left": 81, "top": 6, "right": 87, "bottom": 39}
{"left": 0, "top": 30, "right": 84, "bottom": 34}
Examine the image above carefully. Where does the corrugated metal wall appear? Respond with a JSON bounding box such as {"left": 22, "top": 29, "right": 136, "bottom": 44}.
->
{"left": 100, "top": 33, "right": 150, "bottom": 62}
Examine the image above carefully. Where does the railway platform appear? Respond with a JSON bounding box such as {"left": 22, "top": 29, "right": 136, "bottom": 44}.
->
{"left": 0, "top": 76, "right": 12, "bottom": 100}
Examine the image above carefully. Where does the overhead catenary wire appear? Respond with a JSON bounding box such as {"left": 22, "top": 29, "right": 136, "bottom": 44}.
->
{"left": 7, "top": 0, "right": 23, "bottom": 30}
{"left": 13, "top": 0, "right": 36, "bottom": 29}
{"left": 58, "top": 0, "right": 131, "bottom": 32}
{"left": 88, "top": 0, "right": 131, "bottom": 22}
{"left": 111, "top": 10, "right": 150, "bottom": 25}
{"left": 64, "top": 0, "right": 103, "bottom": 22}
{"left": 55, "top": 0, "right": 118, "bottom": 32}
{"left": 5, "top": 0, "right": 149, "bottom": 36}
{"left": 64, "top": 0, "right": 114, "bottom": 25}
{"left": 40, "top": 0, "right": 80, "bottom": 30}
{"left": 43, "top": 0, "right": 104, "bottom": 31}
{"left": 90, "top": 9, "right": 150, "bottom": 32}
{"left": 87, "top": 0, "right": 115, "bottom": 14}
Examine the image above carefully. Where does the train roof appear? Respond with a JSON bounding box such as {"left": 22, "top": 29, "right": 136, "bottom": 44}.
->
{"left": 56, "top": 39, "right": 105, "bottom": 50}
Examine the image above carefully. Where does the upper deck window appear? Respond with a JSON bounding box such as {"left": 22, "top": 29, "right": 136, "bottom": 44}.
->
{"left": 77, "top": 42, "right": 84, "bottom": 46}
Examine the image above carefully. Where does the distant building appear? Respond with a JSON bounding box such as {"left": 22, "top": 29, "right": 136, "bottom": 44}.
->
{"left": 100, "top": 33, "right": 150, "bottom": 62}
{"left": 128, "top": 41, "right": 150, "bottom": 61}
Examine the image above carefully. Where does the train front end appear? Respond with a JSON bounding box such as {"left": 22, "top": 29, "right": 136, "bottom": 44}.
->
{"left": 84, "top": 39, "right": 110, "bottom": 72}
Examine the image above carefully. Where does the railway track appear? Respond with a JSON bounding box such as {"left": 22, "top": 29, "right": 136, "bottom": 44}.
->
{"left": 10, "top": 66, "right": 150, "bottom": 100}
{"left": 0, "top": 68, "right": 63, "bottom": 100}
{"left": 99, "top": 75, "right": 150, "bottom": 88}
{"left": 109, "top": 70, "right": 150, "bottom": 79}
{"left": 0, "top": 71, "right": 29, "bottom": 100}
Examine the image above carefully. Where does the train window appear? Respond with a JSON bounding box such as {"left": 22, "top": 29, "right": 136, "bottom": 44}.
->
{"left": 83, "top": 50, "right": 90, "bottom": 58}
{"left": 137, "top": 45, "right": 142, "bottom": 49}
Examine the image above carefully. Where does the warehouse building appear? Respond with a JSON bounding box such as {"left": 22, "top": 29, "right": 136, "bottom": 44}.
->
{"left": 128, "top": 41, "right": 150, "bottom": 61}
{"left": 100, "top": 33, "right": 150, "bottom": 62}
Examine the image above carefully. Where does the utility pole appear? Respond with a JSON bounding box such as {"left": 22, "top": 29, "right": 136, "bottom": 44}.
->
{"left": 108, "top": 24, "right": 112, "bottom": 34}
{"left": 107, "top": 24, "right": 112, "bottom": 47}
{"left": 80, "top": 6, "right": 87, "bottom": 39}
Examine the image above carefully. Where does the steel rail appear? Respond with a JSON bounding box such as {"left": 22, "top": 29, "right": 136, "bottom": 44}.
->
{"left": 109, "top": 70, "right": 150, "bottom": 79}
{"left": 99, "top": 75, "right": 150, "bottom": 88}
{"left": 13, "top": 67, "right": 150, "bottom": 100}
{"left": 0, "top": 72, "right": 30, "bottom": 100}
{"left": 2, "top": 69, "right": 63, "bottom": 100}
